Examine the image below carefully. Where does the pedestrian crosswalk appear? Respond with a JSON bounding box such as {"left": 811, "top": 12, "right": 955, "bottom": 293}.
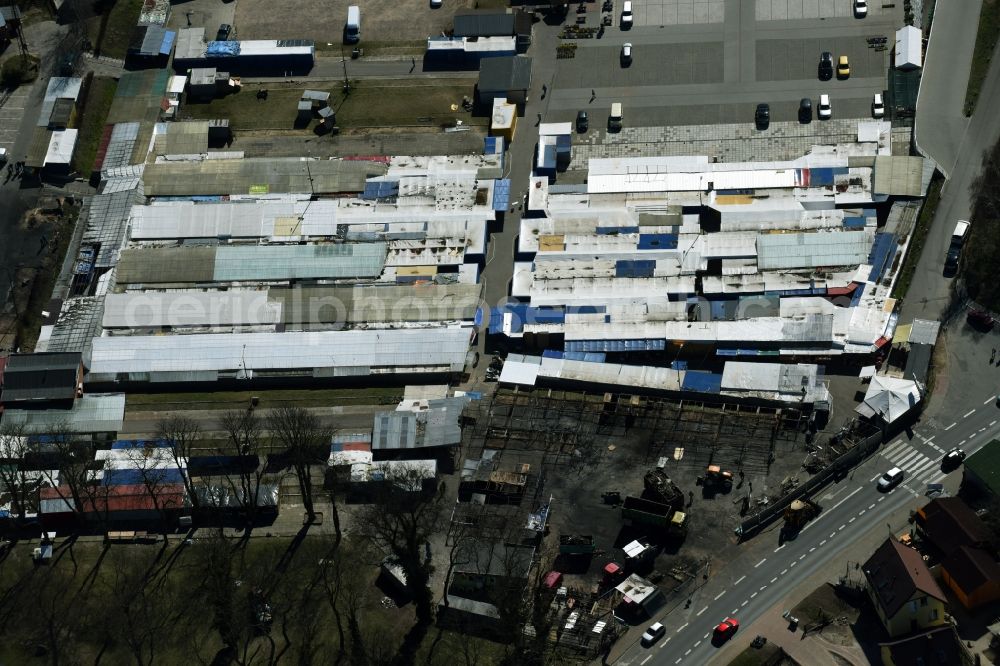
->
{"left": 879, "top": 440, "right": 947, "bottom": 487}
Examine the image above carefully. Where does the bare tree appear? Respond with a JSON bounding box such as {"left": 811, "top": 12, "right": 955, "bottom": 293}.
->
{"left": 123, "top": 442, "right": 185, "bottom": 543}
{"left": 0, "top": 422, "right": 35, "bottom": 522}
{"left": 356, "top": 464, "right": 444, "bottom": 663}
{"left": 156, "top": 414, "right": 203, "bottom": 510}
{"left": 219, "top": 409, "right": 271, "bottom": 528}
{"left": 265, "top": 406, "right": 330, "bottom": 524}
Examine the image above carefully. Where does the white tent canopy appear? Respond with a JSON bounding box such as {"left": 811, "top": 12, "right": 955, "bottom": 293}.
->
{"left": 895, "top": 25, "right": 922, "bottom": 70}
{"left": 855, "top": 375, "right": 921, "bottom": 423}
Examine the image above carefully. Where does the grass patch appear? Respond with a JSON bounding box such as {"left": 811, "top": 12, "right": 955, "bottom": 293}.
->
{"left": 965, "top": 0, "right": 1000, "bottom": 116}
{"left": 71, "top": 76, "right": 118, "bottom": 176}
{"left": 93, "top": 0, "right": 143, "bottom": 60}
{"left": 180, "top": 79, "right": 484, "bottom": 131}
{"left": 727, "top": 643, "right": 784, "bottom": 666}
{"left": 891, "top": 171, "right": 943, "bottom": 302}
{"left": 125, "top": 387, "right": 404, "bottom": 411}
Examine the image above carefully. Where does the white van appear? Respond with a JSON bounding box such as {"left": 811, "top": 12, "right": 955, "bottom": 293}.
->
{"left": 344, "top": 5, "right": 361, "bottom": 44}
{"left": 609, "top": 102, "right": 623, "bottom": 132}
{"left": 621, "top": 1, "right": 633, "bottom": 28}
{"left": 945, "top": 220, "right": 970, "bottom": 272}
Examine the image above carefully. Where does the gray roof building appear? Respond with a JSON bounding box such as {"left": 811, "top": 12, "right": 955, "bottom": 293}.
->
{"left": 1, "top": 352, "right": 82, "bottom": 405}
{"left": 478, "top": 55, "right": 532, "bottom": 94}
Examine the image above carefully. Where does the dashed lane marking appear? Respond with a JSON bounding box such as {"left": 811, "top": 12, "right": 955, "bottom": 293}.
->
{"left": 735, "top": 575, "right": 746, "bottom": 585}
{"left": 799, "top": 554, "right": 806, "bottom": 560}
{"left": 685, "top": 649, "right": 691, "bottom": 656}
{"left": 991, "top": 420, "right": 997, "bottom": 427}
{"left": 878, "top": 496, "right": 885, "bottom": 502}
{"left": 714, "top": 590, "right": 726, "bottom": 600}
{"left": 869, "top": 473, "right": 880, "bottom": 482}
{"left": 660, "top": 636, "right": 672, "bottom": 649}
{"left": 693, "top": 641, "right": 701, "bottom": 648}
{"left": 965, "top": 409, "right": 976, "bottom": 418}
{"left": 760, "top": 586, "right": 766, "bottom": 591}
{"left": 774, "top": 545, "right": 785, "bottom": 552}
{"left": 839, "top": 524, "right": 846, "bottom": 530}
{"left": 781, "top": 569, "right": 788, "bottom": 575}
{"left": 770, "top": 577, "right": 778, "bottom": 583}
{"left": 809, "top": 547, "right": 816, "bottom": 552}
{"left": 858, "top": 510, "right": 866, "bottom": 516}
{"left": 642, "top": 656, "right": 651, "bottom": 665}
{"left": 986, "top": 397, "right": 995, "bottom": 405}
{"left": 676, "top": 623, "right": 688, "bottom": 633}
{"left": 675, "top": 659, "right": 682, "bottom": 664}
{"left": 868, "top": 503, "right": 875, "bottom": 510}
{"left": 790, "top": 561, "right": 797, "bottom": 568}
{"left": 820, "top": 539, "right": 827, "bottom": 546}
{"left": 741, "top": 600, "right": 748, "bottom": 606}
{"left": 830, "top": 532, "right": 836, "bottom": 539}
{"left": 750, "top": 592, "right": 758, "bottom": 599}
{"left": 849, "top": 517, "right": 857, "bottom": 523}
{"left": 697, "top": 606, "right": 708, "bottom": 616}
{"left": 945, "top": 422, "right": 956, "bottom": 431}
{"left": 754, "top": 558, "right": 767, "bottom": 568}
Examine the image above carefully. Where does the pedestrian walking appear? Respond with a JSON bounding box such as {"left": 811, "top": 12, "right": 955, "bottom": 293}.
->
{"left": 541, "top": 84, "right": 547, "bottom": 99}
{"left": 410, "top": 56, "right": 416, "bottom": 73}
{"left": 992, "top": 348, "right": 996, "bottom": 364}
{"left": 590, "top": 89, "right": 596, "bottom": 102}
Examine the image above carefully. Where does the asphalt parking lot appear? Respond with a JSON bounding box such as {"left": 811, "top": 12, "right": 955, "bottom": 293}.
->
{"left": 554, "top": 41, "right": 725, "bottom": 89}
{"left": 627, "top": 0, "right": 726, "bottom": 26}
{"left": 756, "top": 36, "right": 887, "bottom": 81}
{"left": 756, "top": 0, "right": 890, "bottom": 21}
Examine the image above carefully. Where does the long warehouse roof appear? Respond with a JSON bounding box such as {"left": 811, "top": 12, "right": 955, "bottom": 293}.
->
{"left": 89, "top": 328, "right": 471, "bottom": 374}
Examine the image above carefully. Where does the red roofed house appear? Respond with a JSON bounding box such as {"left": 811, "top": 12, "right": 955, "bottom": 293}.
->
{"left": 863, "top": 538, "right": 947, "bottom": 638}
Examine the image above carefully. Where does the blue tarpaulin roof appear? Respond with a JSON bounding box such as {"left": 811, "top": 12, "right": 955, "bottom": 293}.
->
{"left": 637, "top": 234, "right": 678, "bottom": 250}
{"left": 160, "top": 30, "right": 176, "bottom": 55}
{"left": 597, "top": 226, "right": 639, "bottom": 234}
{"left": 867, "top": 232, "right": 897, "bottom": 282}
{"left": 681, "top": 371, "right": 722, "bottom": 393}
{"left": 843, "top": 216, "right": 867, "bottom": 228}
{"left": 112, "top": 439, "right": 172, "bottom": 449}
{"left": 493, "top": 178, "right": 511, "bottom": 211}
{"left": 565, "top": 339, "right": 666, "bottom": 352}
{"left": 361, "top": 180, "right": 399, "bottom": 200}
{"left": 615, "top": 259, "right": 656, "bottom": 278}
{"left": 103, "top": 468, "right": 185, "bottom": 486}
{"left": 206, "top": 41, "right": 240, "bottom": 56}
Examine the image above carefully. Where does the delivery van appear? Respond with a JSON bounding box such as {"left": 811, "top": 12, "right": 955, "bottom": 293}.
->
{"left": 344, "top": 5, "right": 361, "bottom": 44}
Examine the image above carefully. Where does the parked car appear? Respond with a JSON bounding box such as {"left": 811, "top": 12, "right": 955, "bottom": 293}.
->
{"left": 608, "top": 102, "right": 623, "bottom": 132}
{"left": 216, "top": 24, "right": 232, "bottom": 41}
{"left": 755, "top": 103, "right": 770, "bottom": 130}
{"left": 818, "top": 94, "right": 832, "bottom": 119}
{"left": 641, "top": 622, "right": 666, "bottom": 646}
{"left": 621, "top": 42, "right": 632, "bottom": 66}
{"left": 942, "top": 448, "right": 966, "bottom": 470}
{"left": 818, "top": 52, "right": 834, "bottom": 81}
{"left": 854, "top": 0, "right": 868, "bottom": 17}
{"left": 621, "top": 0, "right": 633, "bottom": 28}
{"left": 799, "top": 97, "right": 812, "bottom": 123}
{"left": 945, "top": 219, "right": 969, "bottom": 275}
{"left": 967, "top": 308, "right": 995, "bottom": 330}
{"left": 877, "top": 467, "right": 904, "bottom": 492}
{"left": 837, "top": 55, "right": 850, "bottom": 79}
{"left": 872, "top": 93, "right": 884, "bottom": 118}
{"left": 576, "top": 110, "right": 589, "bottom": 133}
{"left": 714, "top": 617, "right": 739, "bottom": 640}
{"left": 430, "top": 0, "right": 442, "bottom": 7}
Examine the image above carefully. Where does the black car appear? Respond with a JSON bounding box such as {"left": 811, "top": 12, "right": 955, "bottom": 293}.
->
{"left": 818, "top": 52, "right": 833, "bottom": 81}
{"left": 798, "top": 98, "right": 812, "bottom": 123}
{"left": 576, "top": 110, "right": 589, "bottom": 133}
{"left": 216, "top": 23, "right": 232, "bottom": 41}
{"left": 942, "top": 448, "right": 966, "bottom": 470}
{"left": 755, "top": 103, "right": 770, "bottom": 130}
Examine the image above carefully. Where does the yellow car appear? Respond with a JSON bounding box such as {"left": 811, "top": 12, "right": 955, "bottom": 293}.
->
{"left": 837, "top": 55, "right": 850, "bottom": 79}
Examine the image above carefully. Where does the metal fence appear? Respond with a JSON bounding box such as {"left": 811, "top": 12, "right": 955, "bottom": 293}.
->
{"left": 735, "top": 429, "right": 883, "bottom": 540}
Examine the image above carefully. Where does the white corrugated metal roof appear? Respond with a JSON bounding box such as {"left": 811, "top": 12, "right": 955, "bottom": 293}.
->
{"left": 757, "top": 230, "right": 874, "bottom": 270}
{"left": 89, "top": 328, "right": 471, "bottom": 374}
{"left": 102, "top": 291, "right": 281, "bottom": 328}
{"left": 43, "top": 129, "right": 78, "bottom": 166}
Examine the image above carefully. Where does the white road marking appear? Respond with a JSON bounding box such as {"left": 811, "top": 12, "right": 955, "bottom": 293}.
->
{"left": 774, "top": 545, "right": 785, "bottom": 552}
{"left": 858, "top": 510, "right": 866, "bottom": 516}
{"left": 675, "top": 659, "right": 682, "bottom": 664}
{"left": 697, "top": 605, "right": 708, "bottom": 616}
{"left": 760, "top": 586, "right": 766, "bottom": 591}
{"left": 750, "top": 592, "right": 758, "bottom": 599}
{"left": 925, "top": 435, "right": 935, "bottom": 444}
{"left": 849, "top": 516, "right": 857, "bottom": 523}
{"left": 790, "top": 561, "right": 797, "bottom": 567}
{"left": 902, "top": 456, "right": 932, "bottom": 473}
{"left": 809, "top": 547, "right": 816, "bottom": 552}
{"left": 741, "top": 600, "right": 748, "bottom": 606}
{"left": 839, "top": 524, "right": 846, "bottom": 530}
{"left": 820, "top": 539, "right": 827, "bottom": 546}
{"left": 754, "top": 558, "right": 767, "bottom": 568}
{"left": 642, "top": 657, "right": 651, "bottom": 665}
{"left": 945, "top": 422, "right": 956, "bottom": 431}
{"left": 693, "top": 641, "right": 701, "bottom": 648}
{"left": 959, "top": 439, "right": 968, "bottom": 446}
{"left": 910, "top": 459, "right": 938, "bottom": 477}
{"left": 770, "top": 577, "right": 778, "bottom": 583}
{"left": 964, "top": 409, "right": 976, "bottom": 418}
{"left": 869, "top": 473, "right": 880, "bottom": 482}
{"left": 991, "top": 420, "right": 997, "bottom": 427}
{"left": 799, "top": 554, "right": 806, "bottom": 560}
{"left": 878, "top": 496, "right": 885, "bottom": 502}
{"left": 829, "top": 532, "right": 836, "bottom": 539}
{"left": 895, "top": 451, "right": 919, "bottom": 467}
{"left": 676, "top": 623, "right": 688, "bottom": 633}
{"left": 660, "top": 636, "right": 672, "bottom": 649}
{"left": 714, "top": 590, "right": 726, "bottom": 600}
{"left": 868, "top": 503, "right": 875, "bottom": 510}
{"left": 926, "top": 471, "right": 947, "bottom": 485}
{"left": 985, "top": 397, "right": 995, "bottom": 405}
{"left": 732, "top": 608, "right": 739, "bottom": 614}
{"left": 735, "top": 575, "right": 746, "bottom": 585}
{"left": 703, "top": 633, "right": 710, "bottom": 640}
{"left": 804, "top": 486, "right": 861, "bottom": 533}
{"left": 685, "top": 649, "right": 691, "bottom": 656}
{"left": 781, "top": 569, "right": 788, "bottom": 575}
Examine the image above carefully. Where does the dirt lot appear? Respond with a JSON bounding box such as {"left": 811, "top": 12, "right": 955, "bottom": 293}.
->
{"left": 458, "top": 389, "right": 820, "bottom": 612}
{"left": 235, "top": 0, "right": 501, "bottom": 49}
{"left": 180, "top": 79, "right": 483, "bottom": 131}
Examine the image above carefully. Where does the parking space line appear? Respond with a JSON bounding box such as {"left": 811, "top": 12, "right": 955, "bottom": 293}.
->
{"left": 697, "top": 606, "right": 708, "bottom": 616}
{"left": 714, "top": 590, "right": 726, "bottom": 600}
{"left": 754, "top": 558, "right": 767, "bottom": 568}
{"left": 965, "top": 409, "right": 976, "bottom": 418}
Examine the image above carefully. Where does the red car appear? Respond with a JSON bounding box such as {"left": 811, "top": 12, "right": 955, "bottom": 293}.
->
{"left": 714, "top": 617, "right": 739, "bottom": 639}
{"left": 968, "top": 309, "right": 995, "bottom": 331}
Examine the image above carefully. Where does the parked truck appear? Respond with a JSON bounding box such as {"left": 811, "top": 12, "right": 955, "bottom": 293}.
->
{"left": 559, "top": 534, "right": 596, "bottom": 555}
{"left": 622, "top": 496, "right": 687, "bottom": 535}
{"left": 643, "top": 468, "right": 684, "bottom": 511}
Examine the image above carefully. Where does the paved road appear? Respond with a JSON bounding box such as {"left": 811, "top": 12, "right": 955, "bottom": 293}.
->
{"left": 913, "top": 0, "right": 981, "bottom": 178}
{"left": 243, "top": 56, "right": 476, "bottom": 83}
{"left": 614, "top": 395, "right": 1000, "bottom": 665}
